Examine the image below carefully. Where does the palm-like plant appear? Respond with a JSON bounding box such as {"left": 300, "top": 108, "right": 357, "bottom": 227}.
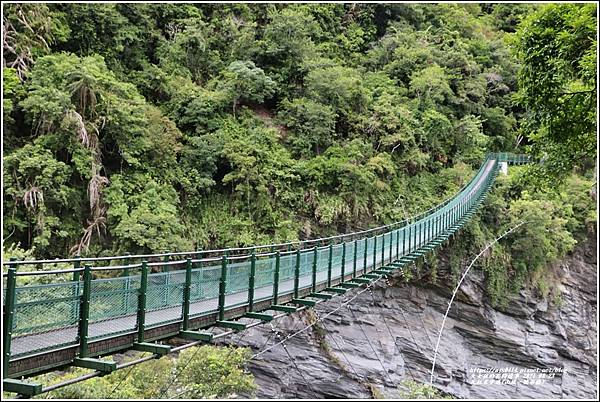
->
{"left": 66, "top": 70, "right": 99, "bottom": 117}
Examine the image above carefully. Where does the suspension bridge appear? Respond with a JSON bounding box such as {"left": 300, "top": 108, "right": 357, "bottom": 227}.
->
{"left": 2, "top": 152, "right": 530, "bottom": 397}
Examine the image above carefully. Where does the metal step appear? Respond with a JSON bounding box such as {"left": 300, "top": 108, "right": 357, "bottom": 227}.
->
{"left": 133, "top": 342, "right": 171, "bottom": 355}
{"left": 292, "top": 298, "right": 317, "bottom": 307}
{"left": 338, "top": 282, "right": 362, "bottom": 288}
{"left": 309, "top": 292, "right": 334, "bottom": 300}
{"left": 3, "top": 379, "right": 42, "bottom": 397}
{"left": 216, "top": 320, "right": 247, "bottom": 331}
{"left": 245, "top": 312, "right": 274, "bottom": 321}
{"left": 179, "top": 330, "right": 214, "bottom": 341}
{"left": 271, "top": 304, "right": 299, "bottom": 313}
{"left": 73, "top": 357, "right": 117, "bottom": 373}
{"left": 326, "top": 287, "right": 347, "bottom": 294}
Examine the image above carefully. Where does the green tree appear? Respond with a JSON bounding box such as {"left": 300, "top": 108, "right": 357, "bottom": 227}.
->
{"left": 409, "top": 64, "right": 453, "bottom": 109}
{"left": 104, "top": 174, "right": 191, "bottom": 253}
{"left": 3, "top": 3, "right": 69, "bottom": 80}
{"left": 278, "top": 97, "right": 337, "bottom": 156}
{"left": 513, "top": 4, "right": 597, "bottom": 180}
{"left": 304, "top": 65, "right": 368, "bottom": 119}
{"left": 34, "top": 346, "right": 256, "bottom": 399}
{"left": 259, "top": 6, "right": 319, "bottom": 88}
{"left": 218, "top": 60, "right": 276, "bottom": 115}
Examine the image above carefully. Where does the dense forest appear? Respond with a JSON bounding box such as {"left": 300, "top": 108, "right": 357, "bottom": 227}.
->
{"left": 1, "top": 3, "right": 597, "bottom": 397}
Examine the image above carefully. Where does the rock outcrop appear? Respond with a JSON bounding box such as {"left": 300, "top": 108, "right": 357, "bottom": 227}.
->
{"left": 233, "top": 237, "right": 597, "bottom": 399}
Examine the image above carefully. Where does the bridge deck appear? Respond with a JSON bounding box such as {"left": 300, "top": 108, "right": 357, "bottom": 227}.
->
{"left": 4, "top": 154, "right": 530, "bottom": 381}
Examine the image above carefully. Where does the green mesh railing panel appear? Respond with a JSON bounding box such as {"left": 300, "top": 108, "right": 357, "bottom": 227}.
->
{"left": 89, "top": 276, "right": 140, "bottom": 339}
{"left": 189, "top": 266, "right": 220, "bottom": 316}
{"left": 11, "top": 281, "right": 81, "bottom": 355}
{"left": 4, "top": 153, "right": 524, "bottom": 361}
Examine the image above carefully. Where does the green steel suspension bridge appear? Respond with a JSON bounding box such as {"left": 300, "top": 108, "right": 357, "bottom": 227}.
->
{"left": 2, "top": 152, "right": 530, "bottom": 397}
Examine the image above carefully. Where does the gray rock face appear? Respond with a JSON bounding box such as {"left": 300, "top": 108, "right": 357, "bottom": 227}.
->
{"left": 233, "top": 237, "right": 597, "bottom": 399}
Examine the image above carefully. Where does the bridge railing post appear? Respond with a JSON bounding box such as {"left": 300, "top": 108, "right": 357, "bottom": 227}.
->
{"left": 372, "top": 234, "right": 377, "bottom": 270}
{"left": 353, "top": 239, "right": 358, "bottom": 278}
{"left": 196, "top": 250, "right": 204, "bottom": 300}
{"left": 413, "top": 221, "right": 417, "bottom": 251}
{"left": 327, "top": 243, "right": 333, "bottom": 288}
{"left": 340, "top": 242, "right": 346, "bottom": 283}
{"left": 381, "top": 232, "right": 385, "bottom": 267}
{"left": 162, "top": 252, "right": 169, "bottom": 307}
{"left": 247, "top": 252, "right": 256, "bottom": 312}
{"left": 396, "top": 228, "right": 400, "bottom": 260}
{"left": 72, "top": 255, "right": 81, "bottom": 323}
{"left": 273, "top": 251, "right": 280, "bottom": 305}
{"left": 312, "top": 246, "right": 318, "bottom": 293}
{"left": 363, "top": 237, "right": 368, "bottom": 275}
{"left": 182, "top": 258, "right": 192, "bottom": 331}
{"left": 388, "top": 230, "right": 393, "bottom": 263}
{"left": 293, "top": 249, "right": 301, "bottom": 299}
{"left": 3, "top": 261, "right": 17, "bottom": 378}
{"left": 137, "top": 261, "right": 148, "bottom": 343}
{"left": 218, "top": 256, "right": 228, "bottom": 321}
{"left": 77, "top": 264, "right": 92, "bottom": 358}
{"left": 122, "top": 252, "right": 131, "bottom": 315}
{"left": 431, "top": 216, "right": 434, "bottom": 241}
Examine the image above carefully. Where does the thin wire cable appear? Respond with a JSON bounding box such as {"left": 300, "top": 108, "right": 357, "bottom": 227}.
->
{"left": 398, "top": 303, "right": 427, "bottom": 358}
{"left": 368, "top": 287, "right": 417, "bottom": 382}
{"left": 315, "top": 312, "right": 365, "bottom": 382}
{"left": 258, "top": 320, "right": 281, "bottom": 351}
{"left": 109, "top": 352, "right": 149, "bottom": 396}
{"left": 418, "top": 313, "right": 435, "bottom": 351}
{"left": 158, "top": 345, "right": 201, "bottom": 398}
{"left": 348, "top": 306, "right": 394, "bottom": 384}
{"left": 160, "top": 328, "right": 250, "bottom": 398}
{"left": 430, "top": 221, "right": 526, "bottom": 384}
{"left": 281, "top": 342, "right": 319, "bottom": 398}
{"left": 251, "top": 278, "right": 383, "bottom": 359}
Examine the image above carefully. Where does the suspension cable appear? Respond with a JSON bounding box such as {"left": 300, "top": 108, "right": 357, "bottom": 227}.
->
{"left": 316, "top": 312, "right": 365, "bottom": 383}
{"left": 348, "top": 306, "right": 394, "bottom": 384}
{"left": 251, "top": 278, "right": 383, "bottom": 359}
{"left": 368, "top": 287, "right": 417, "bottom": 382}
{"left": 281, "top": 342, "right": 319, "bottom": 398}
{"left": 430, "top": 221, "right": 526, "bottom": 384}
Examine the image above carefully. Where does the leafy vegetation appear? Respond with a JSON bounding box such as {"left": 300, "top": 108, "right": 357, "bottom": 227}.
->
{"left": 398, "top": 379, "right": 451, "bottom": 399}
{"left": 1, "top": 2, "right": 596, "bottom": 398}
{"left": 513, "top": 3, "right": 597, "bottom": 182}
{"left": 446, "top": 166, "right": 595, "bottom": 307}
{"left": 3, "top": 1, "right": 596, "bottom": 307}
{"left": 25, "top": 346, "right": 256, "bottom": 399}
{"left": 4, "top": 3, "right": 541, "bottom": 258}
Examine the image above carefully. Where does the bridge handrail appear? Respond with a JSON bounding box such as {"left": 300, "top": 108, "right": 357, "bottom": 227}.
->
{"left": 2, "top": 152, "right": 530, "bottom": 270}
{"left": 2, "top": 151, "right": 531, "bottom": 380}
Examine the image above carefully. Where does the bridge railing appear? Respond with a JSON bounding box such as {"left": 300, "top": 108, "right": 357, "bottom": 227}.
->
{"left": 2, "top": 152, "right": 529, "bottom": 375}
{"left": 1, "top": 152, "right": 531, "bottom": 272}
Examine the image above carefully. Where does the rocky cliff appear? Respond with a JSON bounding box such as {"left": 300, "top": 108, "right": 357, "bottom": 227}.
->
{"left": 233, "top": 236, "right": 597, "bottom": 399}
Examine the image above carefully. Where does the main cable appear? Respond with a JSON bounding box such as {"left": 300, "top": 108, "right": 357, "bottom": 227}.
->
{"left": 348, "top": 306, "right": 394, "bottom": 384}
{"left": 368, "top": 287, "right": 417, "bottom": 382}
{"left": 251, "top": 277, "right": 384, "bottom": 360}
{"left": 430, "top": 221, "right": 526, "bottom": 384}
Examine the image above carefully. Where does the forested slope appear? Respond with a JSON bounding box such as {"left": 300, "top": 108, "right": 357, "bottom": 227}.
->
{"left": 2, "top": 3, "right": 596, "bottom": 304}
{"left": 2, "top": 3, "right": 528, "bottom": 255}
{"left": 2, "top": 3, "right": 597, "bottom": 399}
